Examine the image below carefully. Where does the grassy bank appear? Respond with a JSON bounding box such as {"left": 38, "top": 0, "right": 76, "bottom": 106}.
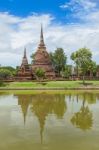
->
{"left": 1, "top": 80, "right": 99, "bottom": 89}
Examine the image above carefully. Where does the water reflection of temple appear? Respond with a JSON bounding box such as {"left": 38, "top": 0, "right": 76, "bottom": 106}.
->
{"left": 15, "top": 93, "right": 66, "bottom": 143}
{"left": 15, "top": 92, "right": 98, "bottom": 142}
{"left": 17, "top": 95, "right": 32, "bottom": 124}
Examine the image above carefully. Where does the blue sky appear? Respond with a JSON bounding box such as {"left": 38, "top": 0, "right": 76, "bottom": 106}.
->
{"left": 0, "top": 0, "right": 67, "bottom": 16}
{"left": 0, "top": 0, "right": 99, "bottom": 66}
{"left": 0, "top": 0, "right": 75, "bottom": 24}
{"left": 0, "top": 0, "right": 98, "bottom": 23}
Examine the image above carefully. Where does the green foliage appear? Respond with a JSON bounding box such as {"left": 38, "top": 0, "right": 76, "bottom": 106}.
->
{"left": 35, "top": 68, "right": 45, "bottom": 80}
{"left": 88, "top": 61, "right": 97, "bottom": 74}
{"left": 31, "top": 53, "right": 36, "bottom": 64}
{"left": 71, "top": 47, "right": 93, "bottom": 83}
{"left": 61, "top": 65, "right": 71, "bottom": 78}
{"left": 0, "top": 69, "right": 12, "bottom": 79}
{"left": 0, "top": 81, "right": 3, "bottom": 86}
{"left": 49, "top": 48, "right": 67, "bottom": 76}
{"left": 0, "top": 66, "right": 16, "bottom": 76}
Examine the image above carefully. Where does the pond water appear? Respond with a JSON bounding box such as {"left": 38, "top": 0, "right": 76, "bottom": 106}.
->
{"left": 0, "top": 91, "right": 99, "bottom": 150}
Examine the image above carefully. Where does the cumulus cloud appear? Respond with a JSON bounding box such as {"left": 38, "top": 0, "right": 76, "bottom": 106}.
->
{"left": 0, "top": 10, "right": 99, "bottom": 66}
{"left": 60, "top": 0, "right": 98, "bottom": 23}
{"left": 60, "top": 0, "right": 97, "bottom": 11}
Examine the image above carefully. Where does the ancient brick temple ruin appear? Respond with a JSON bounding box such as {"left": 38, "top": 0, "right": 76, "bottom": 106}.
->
{"left": 32, "top": 25, "right": 55, "bottom": 79}
{"left": 16, "top": 48, "right": 32, "bottom": 80}
{"left": 17, "top": 25, "right": 55, "bottom": 80}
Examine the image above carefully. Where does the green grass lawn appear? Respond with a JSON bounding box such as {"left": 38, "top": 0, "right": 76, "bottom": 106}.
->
{"left": 3, "top": 80, "right": 99, "bottom": 88}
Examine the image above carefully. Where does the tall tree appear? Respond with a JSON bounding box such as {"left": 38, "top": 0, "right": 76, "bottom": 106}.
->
{"left": 49, "top": 48, "right": 67, "bottom": 76}
{"left": 71, "top": 47, "right": 92, "bottom": 83}
{"left": 71, "top": 51, "right": 79, "bottom": 77}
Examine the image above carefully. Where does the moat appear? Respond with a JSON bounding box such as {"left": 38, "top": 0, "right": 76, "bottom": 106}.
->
{"left": 0, "top": 91, "right": 99, "bottom": 150}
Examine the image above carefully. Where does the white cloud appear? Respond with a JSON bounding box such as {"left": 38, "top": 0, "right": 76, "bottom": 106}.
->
{"left": 60, "top": 0, "right": 98, "bottom": 23}
{"left": 0, "top": 52, "right": 22, "bottom": 67}
{"left": 60, "top": 0, "right": 97, "bottom": 11}
{"left": 0, "top": 11, "right": 99, "bottom": 67}
{"left": 60, "top": 4, "right": 69, "bottom": 9}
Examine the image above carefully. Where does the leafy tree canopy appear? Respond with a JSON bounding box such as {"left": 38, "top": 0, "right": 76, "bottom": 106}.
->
{"left": 49, "top": 48, "right": 67, "bottom": 76}
{"left": 0, "top": 69, "right": 12, "bottom": 79}
{"left": 71, "top": 47, "right": 93, "bottom": 83}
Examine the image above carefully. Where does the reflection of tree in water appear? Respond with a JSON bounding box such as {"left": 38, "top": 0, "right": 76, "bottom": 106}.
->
{"left": 79, "top": 92, "right": 96, "bottom": 104}
{"left": 71, "top": 98, "right": 93, "bottom": 131}
{"left": 68, "top": 92, "right": 97, "bottom": 104}
{"left": 15, "top": 93, "right": 66, "bottom": 143}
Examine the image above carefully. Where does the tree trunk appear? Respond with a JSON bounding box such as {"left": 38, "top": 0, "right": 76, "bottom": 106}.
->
{"left": 90, "top": 70, "right": 93, "bottom": 80}
{"left": 83, "top": 75, "right": 85, "bottom": 85}
{"left": 76, "top": 65, "right": 79, "bottom": 78}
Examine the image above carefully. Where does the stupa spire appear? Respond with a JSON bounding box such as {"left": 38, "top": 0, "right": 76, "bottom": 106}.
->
{"left": 22, "top": 48, "right": 28, "bottom": 65}
{"left": 38, "top": 24, "right": 46, "bottom": 49}
{"left": 24, "top": 47, "right": 27, "bottom": 58}
{"left": 40, "top": 24, "right": 44, "bottom": 44}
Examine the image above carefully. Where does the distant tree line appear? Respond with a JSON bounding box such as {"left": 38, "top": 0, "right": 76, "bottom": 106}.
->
{"left": 0, "top": 66, "right": 16, "bottom": 80}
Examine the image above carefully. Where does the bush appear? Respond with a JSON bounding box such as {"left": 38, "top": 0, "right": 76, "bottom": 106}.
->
{"left": 0, "top": 69, "right": 12, "bottom": 80}
{"left": 0, "top": 81, "right": 4, "bottom": 87}
{"left": 35, "top": 68, "right": 45, "bottom": 81}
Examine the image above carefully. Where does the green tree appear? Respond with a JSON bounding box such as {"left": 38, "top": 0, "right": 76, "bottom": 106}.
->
{"left": 71, "top": 52, "right": 80, "bottom": 77}
{"left": 0, "top": 66, "right": 16, "bottom": 76}
{"left": 71, "top": 47, "right": 92, "bottom": 83}
{"left": 49, "top": 48, "right": 67, "bottom": 76}
{"left": 35, "top": 68, "right": 45, "bottom": 81}
{"left": 87, "top": 61, "right": 96, "bottom": 79}
{"left": 30, "top": 53, "right": 35, "bottom": 64}
{"left": 0, "top": 69, "right": 12, "bottom": 80}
